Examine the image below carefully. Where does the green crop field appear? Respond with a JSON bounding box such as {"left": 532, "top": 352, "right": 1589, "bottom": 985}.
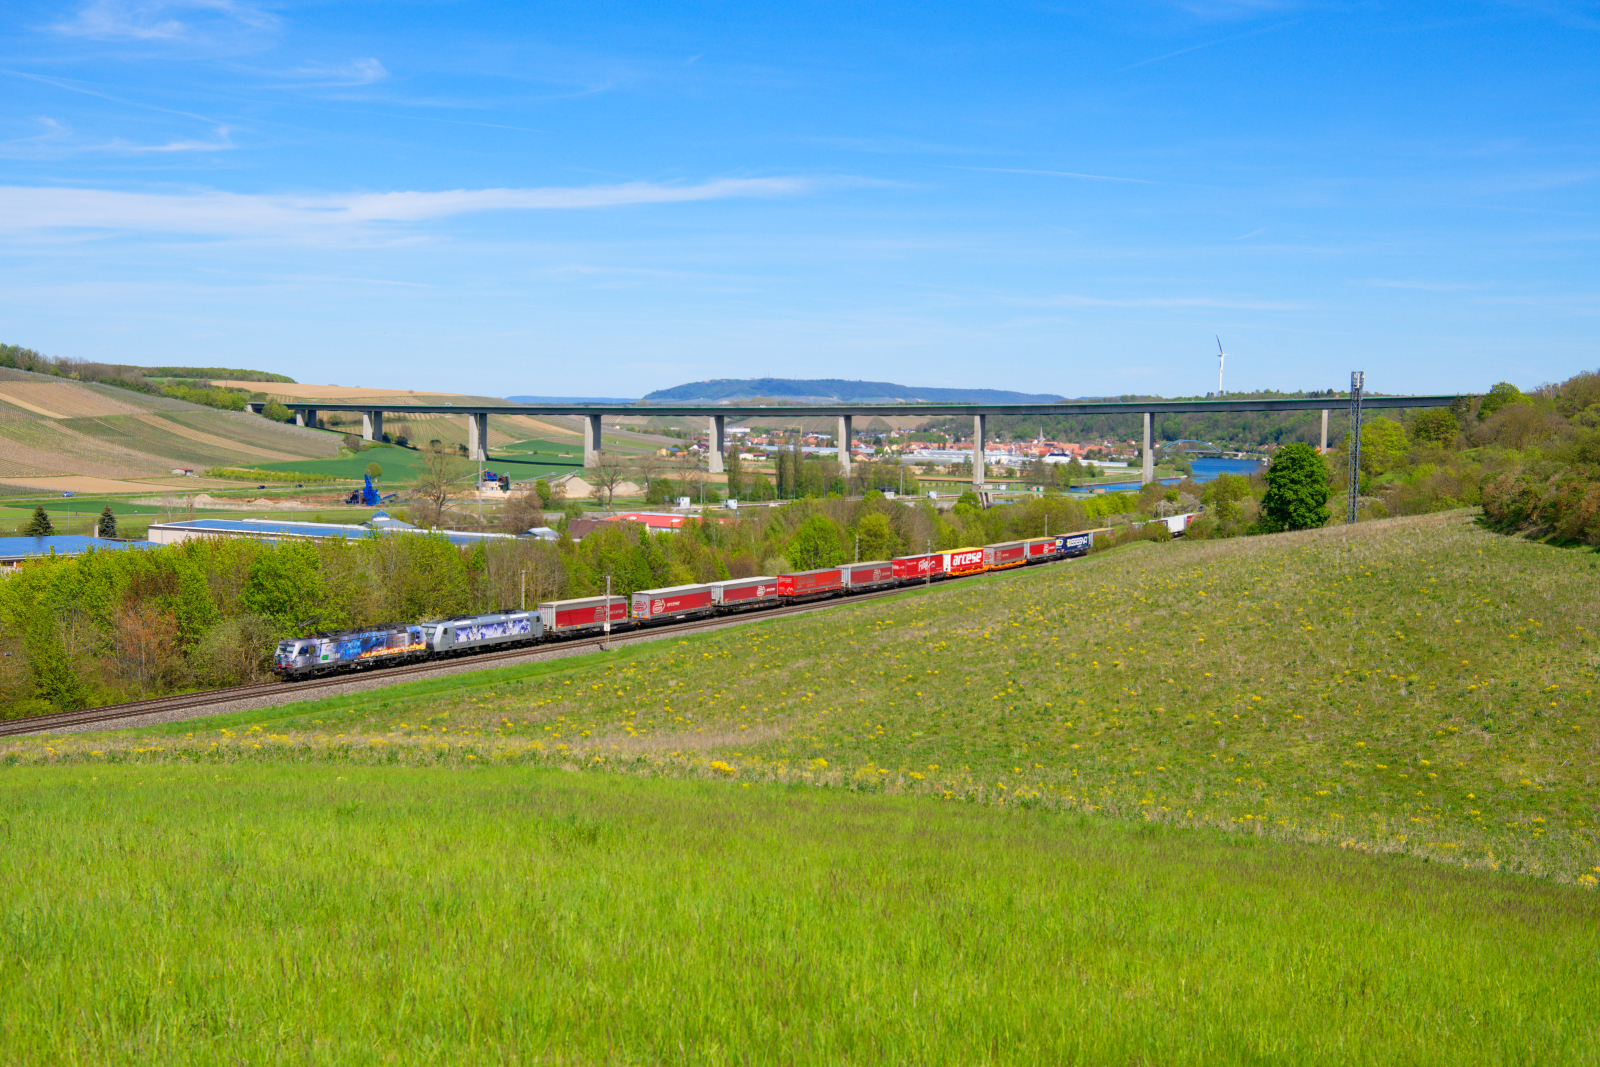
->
{"left": 6, "top": 510, "right": 1599, "bottom": 1061}
{"left": 239, "top": 440, "right": 582, "bottom": 483}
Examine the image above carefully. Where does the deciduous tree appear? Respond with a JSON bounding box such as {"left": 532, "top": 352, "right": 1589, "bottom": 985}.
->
{"left": 590, "top": 453, "right": 627, "bottom": 507}
{"left": 1411, "top": 409, "right": 1458, "bottom": 449}
{"left": 1478, "top": 381, "right": 1524, "bottom": 421}
{"left": 410, "top": 450, "right": 469, "bottom": 527}
{"left": 785, "top": 514, "right": 847, "bottom": 570}
{"left": 1258, "top": 443, "right": 1331, "bottom": 532}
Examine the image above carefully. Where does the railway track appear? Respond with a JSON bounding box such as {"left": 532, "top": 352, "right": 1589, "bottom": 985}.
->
{"left": 0, "top": 580, "right": 926, "bottom": 738}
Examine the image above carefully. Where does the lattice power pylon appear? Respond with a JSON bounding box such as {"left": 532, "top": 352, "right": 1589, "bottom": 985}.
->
{"left": 1346, "top": 371, "right": 1365, "bottom": 524}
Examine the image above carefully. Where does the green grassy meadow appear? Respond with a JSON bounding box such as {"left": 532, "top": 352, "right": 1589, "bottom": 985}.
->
{"left": 0, "top": 763, "right": 1593, "bottom": 1065}
{"left": 5, "top": 510, "right": 1600, "bottom": 1061}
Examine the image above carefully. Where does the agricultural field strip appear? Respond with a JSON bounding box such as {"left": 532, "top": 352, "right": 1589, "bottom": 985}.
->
{"left": 132, "top": 414, "right": 302, "bottom": 462}
{"left": 0, "top": 381, "right": 151, "bottom": 418}
{"left": 169, "top": 410, "right": 336, "bottom": 452}
{"left": 63, "top": 415, "right": 259, "bottom": 468}
{"left": 40, "top": 510, "right": 1598, "bottom": 885}
{"left": 0, "top": 422, "right": 156, "bottom": 479}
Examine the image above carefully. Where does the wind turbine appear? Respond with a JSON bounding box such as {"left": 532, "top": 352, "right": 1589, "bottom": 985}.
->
{"left": 1215, "top": 336, "right": 1226, "bottom": 396}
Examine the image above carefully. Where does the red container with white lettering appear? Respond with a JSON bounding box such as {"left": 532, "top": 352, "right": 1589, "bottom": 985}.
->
{"left": 711, "top": 576, "right": 781, "bottom": 609}
{"left": 631, "top": 583, "right": 717, "bottom": 621}
{"left": 777, "top": 568, "right": 844, "bottom": 598}
{"left": 983, "top": 541, "right": 1028, "bottom": 570}
{"left": 1023, "top": 537, "right": 1058, "bottom": 562}
{"left": 842, "top": 561, "right": 896, "bottom": 591}
{"left": 891, "top": 552, "right": 946, "bottom": 581}
{"left": 538, "top": 596, "right": 628, "bottom": 635}
{"left": 944, "top": 547, "right": 987, "bottom": 576}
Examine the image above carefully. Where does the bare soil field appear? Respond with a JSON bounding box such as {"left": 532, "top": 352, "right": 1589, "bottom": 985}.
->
{"left": 0, "top": 475, "right": 212, "bottom": 494}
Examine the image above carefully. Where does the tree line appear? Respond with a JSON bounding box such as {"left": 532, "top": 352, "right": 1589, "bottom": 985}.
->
{"left": 0, "top": 490, "right": 1153, "bottom": 716}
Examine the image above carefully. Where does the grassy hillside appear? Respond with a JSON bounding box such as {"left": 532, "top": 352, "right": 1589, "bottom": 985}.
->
{"left": 20, "top": 510, "right": 1599, "bottom": 885}
{"left": 0, "top": 765, "right": 1590, "bottom": 1064}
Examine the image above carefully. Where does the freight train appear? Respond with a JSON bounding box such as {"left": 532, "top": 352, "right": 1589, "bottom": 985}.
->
{"left": 271, "top": 528, "right": 1112, "bottom": 680}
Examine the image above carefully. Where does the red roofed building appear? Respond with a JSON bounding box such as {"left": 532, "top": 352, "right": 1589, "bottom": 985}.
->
{"left": 610, "top": 512, "right": 689, "bottom": 532}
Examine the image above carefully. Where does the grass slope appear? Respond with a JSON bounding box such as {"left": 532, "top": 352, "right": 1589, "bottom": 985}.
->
{"left": 0, "top": 764, "right": 1592, "bottom": 1065}
{"left": 20, "top": 511, "right": 1600, "bottom": 885}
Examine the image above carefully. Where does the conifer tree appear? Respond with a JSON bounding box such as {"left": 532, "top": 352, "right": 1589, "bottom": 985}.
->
{"left": 96, "top": 505, "right": 118, "bottom": 538}
{"left": 22, "top": 504, "right": 53, "bottom": 536}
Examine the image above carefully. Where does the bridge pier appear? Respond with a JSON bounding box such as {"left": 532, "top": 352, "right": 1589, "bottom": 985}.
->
{"left": 583, "top": 414, "right": 602, "bottom": 468}
{"left": 836, "top": 414, "right": 852, "bottom": 478}
{"left": 362, "top": 410, "right": 383, "bottom": 442}
{"left": 1321, "top": 408, "right": 1329, "bottom": 452}
{"left": 708, "top": 415, "right": 725, "bottom": 474}
{"left": 295, "top": 407, "right": 318, "bottom": 429}
{"left": 1141, "top": 412, "right": 1154, "bottom": 485}
{"left": 467, "top": 412, "right": 489, "bottom": 462}
{"left": 973, "top": 414, "right": 988, "bottom": 486}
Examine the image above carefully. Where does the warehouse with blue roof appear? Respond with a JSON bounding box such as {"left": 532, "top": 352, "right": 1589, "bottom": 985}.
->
{"left": 143, "top": 511, "right": 529, "bottom": 549}
{"left": 0, "top": 535, "right": 160, "bottom": 572}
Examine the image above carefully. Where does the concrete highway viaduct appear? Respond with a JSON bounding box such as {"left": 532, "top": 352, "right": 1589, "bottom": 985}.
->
{"left": 252, "top": 395, "right": 1460, "bottom": 487}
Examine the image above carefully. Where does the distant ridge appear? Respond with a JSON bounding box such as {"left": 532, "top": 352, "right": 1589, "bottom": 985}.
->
{"left": 641, "top": 378, "right": 1065, "bottom": 404}
{"left": 505, "top": 395, "right": 639, "bottom": 405}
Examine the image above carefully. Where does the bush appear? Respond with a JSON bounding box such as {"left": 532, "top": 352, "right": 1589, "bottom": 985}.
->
{"left": 1482, "top": 466, "right": 1600, "bottom": 544}
{"left": 190, "top": 615, "right": 278, "bottom": 687}
{"left": 206, "top": 468, "right": 338, "bottom": 484}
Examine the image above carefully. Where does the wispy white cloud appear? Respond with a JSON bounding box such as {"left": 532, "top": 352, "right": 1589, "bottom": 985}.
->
{"left": 269, "top": 57, "right": 389, "bottom": 88}
{"left": 103, "top": 125, "right": 235, "bottom": 152}
{"left": 0, "top": 116, "right": 234, "bottom": 159}
{"left": 0, "top": 178, "right": 813, "bottom": 237}
{"left": 51, "top": 0, "right": 280, "bottom": 43}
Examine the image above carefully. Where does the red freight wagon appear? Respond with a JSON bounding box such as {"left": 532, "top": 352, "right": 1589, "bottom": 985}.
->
{"left": 711, "top": 576, "right": 781, "bottom": 610}
{"left": 842, "top": 561, "right": 896, "bottom": 591}
{"left": 891, "top": 552, "right": 945, "bottom": 581}
{"left": 984, "top": 541, "right": 1028, "bottom": 570}
{"left": 538, "top": 596, "right": 628, "bottom": 635}
{"left": 632, "top": 583, "right": 717, "bottom": 621}
{"left": 945, "top": 547, "right": 987, "bottom": 577}
{"left": 1023, "top": 537, "right": 1059, "bottom": 563}
{"left": 777, "top": 568, "right": 843, "bottom": 598}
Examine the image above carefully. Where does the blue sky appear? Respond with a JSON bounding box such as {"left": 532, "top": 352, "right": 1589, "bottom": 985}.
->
{"left": 1, "top": 1, "right": 1596, "bottom": 399}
